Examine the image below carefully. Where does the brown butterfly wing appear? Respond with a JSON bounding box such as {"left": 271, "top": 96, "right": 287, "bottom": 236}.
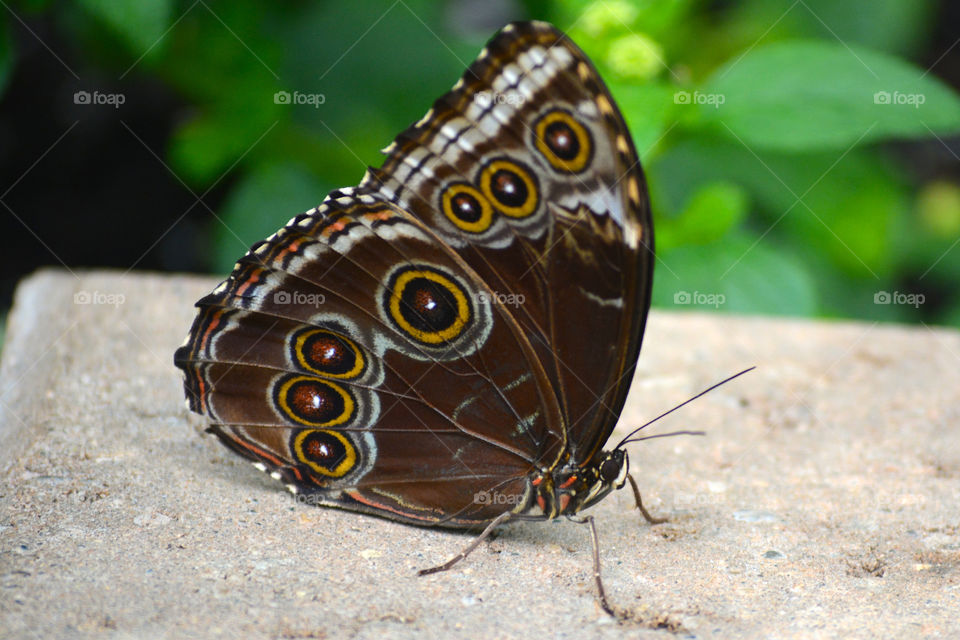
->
{"left": 175, "top": 192, "right": 565, "bottom": 526}
{"left": 363, "top": 21, "right": 653, "bottom": 464}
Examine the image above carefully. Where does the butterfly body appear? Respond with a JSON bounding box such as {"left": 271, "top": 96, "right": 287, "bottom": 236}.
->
{"left": 175, "top": 20, "right": 653, "bottom": 590}
{"left": 524, "top": 448, "right": 628, "bottom": 520}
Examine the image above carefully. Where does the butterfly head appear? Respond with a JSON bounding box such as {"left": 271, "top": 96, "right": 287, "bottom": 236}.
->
{"left": 574, "top": 448, "right": 629, "bottom": 512}
{"left": 598, "top": 448, "right": 628, "bottom": 488}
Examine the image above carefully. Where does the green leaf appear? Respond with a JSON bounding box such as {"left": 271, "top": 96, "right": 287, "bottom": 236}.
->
{"left": 916, "top": 180, "right": 960, "bottom": 239}
{"left": 696, "top": 40, "right": 960, "bottom": 151}
{"left": 76, "top": 0, "right": 172, "bottom": 57}
{"left": 212, "top": 163, "right": 334, "bottom": 274}
{"left": 649, "top": 138, "right": 908, "bottom": 278}
{"left": 605, "top": 33, "right": 665, "bottom": 81}
{"left": 609, "top": 82, "right": 678, "bottom": 161}
{"left": 653, "top": 234, "right": 818, "bottom": 316}
{"left": 575, "top": 0, "right": 640, "bottom": 38}
{"left": 772, "top": 0, "right": 937, "bottom": 58}
{"left": 657, "top": 180, "right": 748, "bottom": 250}
{"left": 168, "top": 112, "right": 252, "bottom": 186}
{"left": 723, "top": 0, "right": 937, "bottom": 59}
{"left": 168, "top": 72, "right": 284, "bottom": 185}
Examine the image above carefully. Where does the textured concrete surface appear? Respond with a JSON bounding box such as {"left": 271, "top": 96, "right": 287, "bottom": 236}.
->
{"left": 1, "top": 268, "right": 958, "bottom": 639}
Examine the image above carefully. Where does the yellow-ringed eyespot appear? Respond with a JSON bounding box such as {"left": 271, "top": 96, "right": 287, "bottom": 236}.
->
{"left": 275, "top": 375, "right": 354, "bottom": 427}
{"left": 385, "top": 265, "right": 471, "bottom": 345}
{"left": 440, "top": 182, "right": 494, "bottom": 233}
{"left": 479, "top": 158, "right": 539, "bottom": 218}
{"left": 292, "top": 429, "right": 356, "bottom": 477}
{"left": 533, "top": 109, "right": 593, "bottom": 173}
{"left": 292, "top": 328, "right": 365, "bottom": 379}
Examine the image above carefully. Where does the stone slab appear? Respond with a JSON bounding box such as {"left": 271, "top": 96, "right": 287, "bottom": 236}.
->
{"left": 1, "top": 269, "right": 958, "bottom": 639}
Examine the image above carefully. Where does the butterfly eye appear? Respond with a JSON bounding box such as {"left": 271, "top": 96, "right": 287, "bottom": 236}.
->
{"left": 292, "top": 429, "right": 357, "bottom": 478}
{"left": 293, "top": 328, "right": 365, "bottom": 379}
{"left": 440, "top": 182, "right": 494, "bottom": 233}
{"left": 599, "top": 457, "right": 620, "bottom": 483}
{"left": 385, "top": 265, "right": 472, "bottom": 345}
{"left": 533, "top": 109, "right": 593, "bottom": 173}
{"left": 479, "top": 158, "right": 539, "bottom": 219}
{"left": 275, "top": 375, "right": 355, "bottom": 427}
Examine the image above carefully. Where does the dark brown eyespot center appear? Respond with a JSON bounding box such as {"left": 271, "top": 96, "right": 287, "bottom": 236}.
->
{"left": 304, "top": 333, "right": 355, "bottom": 376}
{"left": 289, "top": 380, "right": 345, "bottom": 423}
{"left": 545, "top": 121, "right": 580, "bottom": 160}
{"left": 400, "top": 278, "right": 459, "bottom": 333}
{"left": 303, "top": 431, "right": 346, "bottom": 465}
{"left": 490, "top": 169, "right": 528, "bottom": 208}
{"left": 452, "top": 192, "right": 483, "bottom": 223}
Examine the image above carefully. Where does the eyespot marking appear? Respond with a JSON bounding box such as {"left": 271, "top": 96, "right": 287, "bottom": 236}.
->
{"left": 275, "top": 375, "right": 355, "bottom": 427}
{"left": 479, "top": 158, "right": 539, "bottom": 218}
{"left": 384, "top": 265, "right": 472, "bottom": 345}
{"left": 292, "top": 328, "right": 365, "bottom": 380}
{"left": 440, "top": 182, "right": 495, "bottom": 233}
{"left": 292, "top": 429, "right": 357, "bottom": 478}
{"left": 533, "top": 109, "right": 593, "bottom": 174}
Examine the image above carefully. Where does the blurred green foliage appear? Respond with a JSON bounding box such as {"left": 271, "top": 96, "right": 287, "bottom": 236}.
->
{"left": 0, "top": 12, "right": 13, "bottom": 95}
{"left": 6, "top": 0, "right": 960, "bottom": 324}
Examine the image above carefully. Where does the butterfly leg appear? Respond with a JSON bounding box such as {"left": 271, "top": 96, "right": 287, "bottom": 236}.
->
{"left": 567, "top": 514, "right": 614, "bottom": 615}
{"left": 417, "top": 511, "right": 513, "bottom": 576}
{"left": 627, "top": 474, "right": 667, "bottom": 525}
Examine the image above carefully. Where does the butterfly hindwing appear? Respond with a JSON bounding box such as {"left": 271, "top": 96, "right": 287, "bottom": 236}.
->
{"left": 363, "top": 21, "right": 653, "bottom": 464}
{"left": 175, "top": 190, "right": 566, "bottom": 526}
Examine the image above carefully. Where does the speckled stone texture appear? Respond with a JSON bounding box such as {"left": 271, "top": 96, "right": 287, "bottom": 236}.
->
{"left": 1, "top": 269, "right": 958, "bottom": 639}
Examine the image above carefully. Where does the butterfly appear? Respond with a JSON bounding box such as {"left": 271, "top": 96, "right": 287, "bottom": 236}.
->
{"left": 176, "top": 20, "right": 669, "bottom": 614}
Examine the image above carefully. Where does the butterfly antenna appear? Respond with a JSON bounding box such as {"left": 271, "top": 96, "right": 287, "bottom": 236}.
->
{"left": 615, "top": 367, "right": 755, "bottom": 449}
